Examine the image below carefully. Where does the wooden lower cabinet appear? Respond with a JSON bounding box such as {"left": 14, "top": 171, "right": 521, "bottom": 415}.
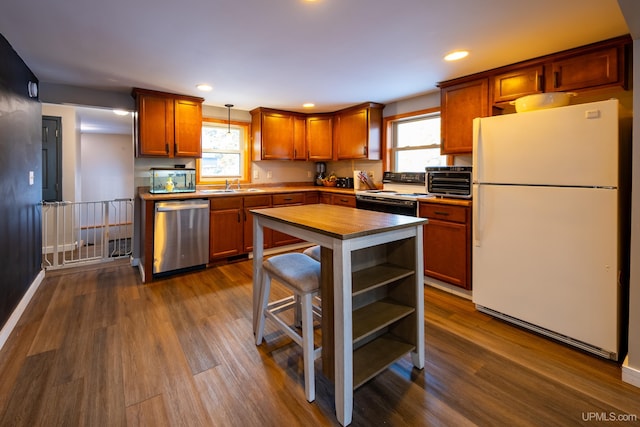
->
{"left": 243, "top": 195, "right": 272, "bottom": 253}
{"left": 271, "top": 192, "right": 305, "bottom": 246}
{"left": 419, "top": 202, "right": 471, "bottom": 290}
{"left": 210, "top": 197, "right": 243, "bottom": 260}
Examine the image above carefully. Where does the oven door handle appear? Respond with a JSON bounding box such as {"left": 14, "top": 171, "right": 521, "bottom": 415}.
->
{"left": 356, "top": 197, "right": 415, "bottom": 207}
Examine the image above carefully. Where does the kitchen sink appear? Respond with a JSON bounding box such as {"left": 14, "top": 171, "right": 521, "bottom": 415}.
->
{"left": 200, "top": 188, "right": 264, "bottom": 194}
{"left": 199, "top": 189, "right": 236, "bottom": 194}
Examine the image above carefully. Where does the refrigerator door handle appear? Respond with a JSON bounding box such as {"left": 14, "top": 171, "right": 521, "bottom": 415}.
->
{"left": 473, "top": 184, "right": 482, "bottom": 247}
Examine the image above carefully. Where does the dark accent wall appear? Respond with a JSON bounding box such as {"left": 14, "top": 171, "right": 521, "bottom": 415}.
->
{"left": 0, "top": 34, "right": 42, "bottom": 328}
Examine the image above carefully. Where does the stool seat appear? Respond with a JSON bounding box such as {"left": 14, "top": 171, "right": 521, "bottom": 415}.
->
{"left": 302, "top": 245, "right": 321, "bottom": 262}
{"left": 255, "top": 252, "right": 322, "bottom": 402}
{"left": 264, "top": 252, "right": 320, "bottom": 293}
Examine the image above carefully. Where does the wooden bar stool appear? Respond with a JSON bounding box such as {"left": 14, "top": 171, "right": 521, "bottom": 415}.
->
{"left": 255, "top": 252, "right": 322, "bottom": 402}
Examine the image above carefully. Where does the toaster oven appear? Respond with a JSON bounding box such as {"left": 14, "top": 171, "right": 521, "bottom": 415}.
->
{"left": 425, "top": 166, "right": 472, "bottom": 199}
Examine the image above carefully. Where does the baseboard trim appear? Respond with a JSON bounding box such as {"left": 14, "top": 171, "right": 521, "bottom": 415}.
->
{"left": 424, "top": 276, "right": 472, "bottom": 300}
{"left": 0, "top": 269, "right": 45, "bottom": 352}
{"left": 622, "top": 356, "right": 640, "bottom": 388}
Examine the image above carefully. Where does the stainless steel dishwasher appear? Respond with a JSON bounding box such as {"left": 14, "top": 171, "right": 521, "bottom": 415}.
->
{"left": 153, "top": 199, "right": 209, "bottom": 274}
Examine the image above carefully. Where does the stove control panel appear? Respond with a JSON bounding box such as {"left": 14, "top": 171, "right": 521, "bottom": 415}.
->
{"left": 382, "top": 172, "right": 425, "bottom": 184}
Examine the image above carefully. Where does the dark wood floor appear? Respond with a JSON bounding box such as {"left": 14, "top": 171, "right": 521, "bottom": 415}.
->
{"left": 1, "top": 257, "right": 639, "bottom": 426}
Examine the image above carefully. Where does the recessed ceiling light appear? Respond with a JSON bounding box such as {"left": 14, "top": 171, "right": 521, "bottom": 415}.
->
{"left": 444, "top": 50, "right": 469, "bottom": 61}
{"left": 113, "top": 109, "right": 129, "bottom": 116}
{"left": 303, "top": 103, "right": 315, "bottom": 108}
{"left": 196, "top": 84, "right": 213, "bottom": 92}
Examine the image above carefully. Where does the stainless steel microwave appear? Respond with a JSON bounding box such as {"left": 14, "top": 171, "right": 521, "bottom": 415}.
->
{"left": 425, "top": 166, "right": 472, "bottom": 199}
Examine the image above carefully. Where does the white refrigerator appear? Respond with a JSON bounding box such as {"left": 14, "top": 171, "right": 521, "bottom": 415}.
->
{"left": 472, "top": 99, "right": 630, "bottom": 360}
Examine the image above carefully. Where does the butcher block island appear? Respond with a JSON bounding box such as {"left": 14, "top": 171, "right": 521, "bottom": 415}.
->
{"left": 250, "top": 204, "right": 426, "bottom": 426}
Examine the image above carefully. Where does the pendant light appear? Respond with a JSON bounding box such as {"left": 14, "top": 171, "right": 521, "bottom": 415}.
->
{"left": 225, "top": 104, "right": 234, "bottom": 135}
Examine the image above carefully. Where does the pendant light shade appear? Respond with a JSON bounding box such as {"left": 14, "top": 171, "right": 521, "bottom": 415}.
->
{"left": 225, "top": 104, "right": 233, "bottom": 135}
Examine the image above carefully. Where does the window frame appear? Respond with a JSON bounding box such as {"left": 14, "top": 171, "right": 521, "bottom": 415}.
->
{"left": 196, "top": 117, "right": 251, "bottom": 185}
{"left": 382, "top": 107, "right": 450, "bottom": 171}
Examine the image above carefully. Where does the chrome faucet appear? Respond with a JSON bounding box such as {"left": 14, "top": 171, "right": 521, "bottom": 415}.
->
{"left": 225, "top": 178, "right": 240, "bottom": 191}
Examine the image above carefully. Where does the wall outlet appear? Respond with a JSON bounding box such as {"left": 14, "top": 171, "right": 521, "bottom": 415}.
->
{"left": 253, "top": 170, "right": 259, "bottom": 179}
{"left": 307, "top": 171, "right": 312, "bottom": 178}
{"left": 267, "top": 170, "right": 273, "bottom": 179}
{"left": 29, "top": 171, "right": 34, "bottom": 185}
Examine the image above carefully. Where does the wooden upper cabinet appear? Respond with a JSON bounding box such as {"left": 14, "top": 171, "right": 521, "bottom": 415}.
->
{"left": 174, "top": 98, "right": 203, "bottom": 157}
{"left": 133, "top": 88, "right": 203, "bottom": 158}
{"left": 440, "top": 78, "right": 489, "bottom": 155}
{"left": 334, "top": 103, "right": 383, "bottom": 160}
{"left": 439, "top": 36, "right": 630, "bottom": 154}
{"left": 136, "top": 92, "right": 173, "bottom": 156}
{"left": 548, "top": 46, "right": 620, "bottom": 92}
{"left": 251, "top": 108, "right": 306, "bottom": 160}
{"left": 306, "top": 115, "right": 333, "bottom": 160}
{"left": 293, "top": 115, "right": 307, "bottom": 160}
{"left": 492, "top": 65, "right": 544, "bottom": 104}
{"left": 261, "top": 110, "right": 294, "bottom": 159}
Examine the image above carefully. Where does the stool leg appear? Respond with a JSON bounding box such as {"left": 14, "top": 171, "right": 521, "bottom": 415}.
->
{"left": 294, "top": 294, "right": 302, "bottom": 328}
{"left": 255, "top": 272, "right": 271, "bottom": 345}
{"left": 301, "top": 292, "right": 315, "bottom": 402}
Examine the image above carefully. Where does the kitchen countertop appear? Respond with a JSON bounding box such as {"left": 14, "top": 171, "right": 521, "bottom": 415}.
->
{"left": 138, "top": 184, "right": 472, "bottom": 206}
{"left": 138, "top": 184, "right": 355, "bottom": 201}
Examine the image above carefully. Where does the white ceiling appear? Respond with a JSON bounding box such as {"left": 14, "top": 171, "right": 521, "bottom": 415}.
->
{"left": 0, "top": 0, "right": 631, "bottom": 117}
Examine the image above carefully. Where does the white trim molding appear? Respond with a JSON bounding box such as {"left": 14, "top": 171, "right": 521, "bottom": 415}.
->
{"left": 0, "top": 269, "right": 45, "bottom": 352}
{"left": 622, "top": 356, "right": 640, "bottom": 388}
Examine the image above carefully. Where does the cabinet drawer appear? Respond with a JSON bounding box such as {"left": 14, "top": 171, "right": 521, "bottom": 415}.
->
{"left": 210, "top": 197, "right": 243, "bottom": 210}
{"left": 272, "top": 193, "right": 305, "bottom": 205}
{"left": 419, "top": 204, "right": 467, "bottom": 223}
{"left": 243, "top": 195, "right": 272, "bottom": 207}
{"left": 331, "top": 194, "right": 356, "bottom": 207}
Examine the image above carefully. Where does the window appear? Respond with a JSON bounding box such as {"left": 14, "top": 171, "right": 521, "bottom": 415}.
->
{"left": 390, "top": 111, "right": 446, "bottom": 172}
{"left": 196, "top": 118, "right": 250, "bottom": 184}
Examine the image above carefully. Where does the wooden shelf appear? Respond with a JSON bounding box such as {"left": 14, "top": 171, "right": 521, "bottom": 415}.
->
{"left": 352, "top": 263, "right": 414, "bottom": 296}
{"left": 352, "top": 298, "right": 414, "bottom": 343}
{"left": 353, "top": 334, "right": 416, "bottom": 389}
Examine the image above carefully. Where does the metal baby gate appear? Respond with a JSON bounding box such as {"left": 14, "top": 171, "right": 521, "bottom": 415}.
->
{"left": 41, "top": 198, "right": 133, "bottom": 269}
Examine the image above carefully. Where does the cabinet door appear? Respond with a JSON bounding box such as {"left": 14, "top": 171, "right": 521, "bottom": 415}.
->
{"left": 549, "top": 47, "right": 619, "bottom": 92}
{"left": 243, "top": 195, "right": 272, "bottom": 253}
{"left": 335, "top": 108, "right": 368, "bottom": 159}
{"left": 262, "top": 112, "right": 294, "bottom": 159}
{"left": 492, "top": 66, "right": 544, "bottom": 104}
{"left": 320, "top": 193, "right": 331, "bottom": 204}
{"left": 137, "top": 94, "right": 172, "bottom": 156}
{"left": 271, "top": 193, "right": 304, "bottom": 246}
{"left": 174, "top": 98, "right": 202, "bottom": 157}
{"left": 440, "top": 78, "right": 489, "bottom": 155}
{"left": 292, "top": 115, "right": 307, "bottom": 160}
{"left": 419, "top": 203, "right": 471, "bottom": 289}
{"left": 307, "top": 115, "right": 333, "bottom": 160}
{"left": 423, "top": 219, "right": 469, "bottom": 288}
{"left": 210, "top": 198, "right": 243, "bottom": 260}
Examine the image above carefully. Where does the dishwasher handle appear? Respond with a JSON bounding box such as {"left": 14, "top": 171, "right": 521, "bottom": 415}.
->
{"left": 156, "top": 200, "right": 210, "bottom": 212}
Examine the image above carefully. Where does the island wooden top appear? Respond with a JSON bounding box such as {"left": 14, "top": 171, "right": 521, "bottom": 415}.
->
{"left": 251, "top": 204, "right": 426, "bottom": 240}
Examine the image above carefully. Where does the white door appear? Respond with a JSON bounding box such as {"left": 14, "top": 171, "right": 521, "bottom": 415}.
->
{"left": 473, "top": 99, "right": 619, "bottom": 187}
{"left": 472, "top": 184, "right": 619, "bottom": 353}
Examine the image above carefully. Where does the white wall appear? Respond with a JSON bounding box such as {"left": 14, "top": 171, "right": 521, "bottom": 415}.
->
{"left": 81, "top": 133, "right": 134, "bottom": 201}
